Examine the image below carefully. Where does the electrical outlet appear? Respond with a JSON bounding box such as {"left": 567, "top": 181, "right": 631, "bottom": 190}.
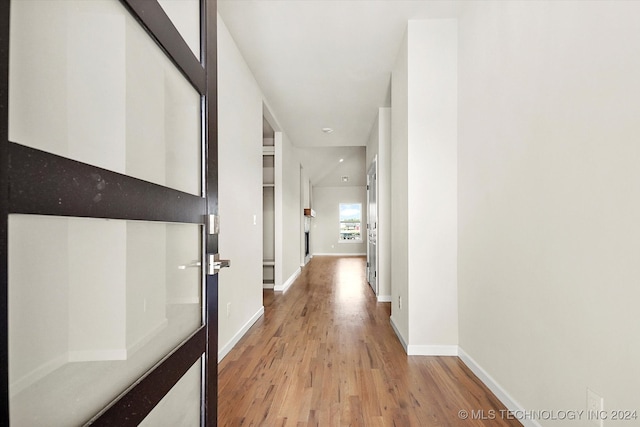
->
{"left": 226, "top": 302, "right": 231, "bottom": 318}
{"left": 587, "top": 388, "right": 604, "bottom": 427}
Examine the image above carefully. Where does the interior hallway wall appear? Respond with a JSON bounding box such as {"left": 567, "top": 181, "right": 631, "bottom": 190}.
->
{"left": 366, "top": 107, "right": 392, "bottom": 301}
{"left": 277, "top": 132, "right": 304, "bottom": 291}
{"left": 458, "top": 1, "right": 640, "bottom": 421}
{"left": 217, "top": 14, "right": 264, "bottom": 358}
{"left": 391, "top": 20, "right": 458, "bottom": 355}
{"left": 311, "top": 186, "right": 367, "bottom": 256}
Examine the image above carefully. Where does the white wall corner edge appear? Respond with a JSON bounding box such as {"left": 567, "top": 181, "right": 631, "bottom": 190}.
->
{"left": 377, "top": 295, "right": 392, "bottom": 303}
{"left": 274, "top": 267, "right": 301, "bottom": 293}
{"left": 458, "top": 347, "right": 543, "bottom": 427}
{"left": 218, "top": 306, "right": 265, "bottom": 362}
{"left": 389, "top": 316, "right": 408, "bottom": 353}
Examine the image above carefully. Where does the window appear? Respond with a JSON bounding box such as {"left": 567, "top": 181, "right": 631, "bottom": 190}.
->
{"left": 339, "top": 203, "right": 362, "bottom": 242}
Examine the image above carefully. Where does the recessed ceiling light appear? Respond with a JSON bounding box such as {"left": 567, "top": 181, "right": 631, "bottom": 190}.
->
{"left": 321, "top": 127, "right": 334, "bottom": 134}
{"left": 341, "top": 176, "right": 349, "bottom": 182}
{"left": 339, "top": 158, "right": 344, "bottom": 163}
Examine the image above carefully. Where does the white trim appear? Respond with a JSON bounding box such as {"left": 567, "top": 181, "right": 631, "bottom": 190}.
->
{"left": 218, "top": 306, "right": 265, "bottom": 362}
{"left": 312, "top": 253, "right": 367, "bottom": 256}
{"left": 262, "top": 283, "right": 275, "bottom": 290}
{"left": 275, "top": 267, "right": 300, "bottom": 293}
{"left": 458, "top": 348, "right": 542, "bottom": 427}
{"left": 10, "top": 353, "right": 67, "bottom": 397}
{"left": 390, "top": 316, "right": 407, "bottom": 352}
{"left": 407, "top": 345, "right": 458, "bottom": 356}
{"left": 377, "top": 295, "right": 392, "bottom": 303}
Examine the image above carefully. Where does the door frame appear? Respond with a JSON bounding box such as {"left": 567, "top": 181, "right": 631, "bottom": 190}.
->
{"left": 366, "top": 157, "right": 378, "bottom": 295}
{"left": 0, "top": 0, "right": 219, "bottom": 425}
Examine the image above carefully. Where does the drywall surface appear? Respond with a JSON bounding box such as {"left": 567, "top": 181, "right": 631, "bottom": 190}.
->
{"left": 377, "top": 108, "right": 392, "bottom": 301}
{"left": 390, "top": 28, "right": 409, "bottom": 343}
{"left": 406, "top": 19, "right": 458, "bottom": 352}
{"left": 217, "top": 14, "right": 264, "bottom": 353}
{"left": 280, "top": 133, "right": 303, "bottom": 284}
{"left": 367, "top": 108, "right": 392, "bottom": 301}
{"left": 458, "top": 1, "right": 640, "bottom": 420}
{"left": 312, "top": 186, "right": 367, "bottom": 255}
{"left": 391, "top": 20, "right": 458, "bottom": 354}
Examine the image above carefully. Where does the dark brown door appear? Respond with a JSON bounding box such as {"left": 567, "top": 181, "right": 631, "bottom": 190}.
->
{"left": 0, "top": 0, "right": 218, "bottom": 425}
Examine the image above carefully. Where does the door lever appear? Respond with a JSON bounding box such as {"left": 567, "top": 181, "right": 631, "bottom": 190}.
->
{"left": 207, "top": 254, "right": 231, "bottom": 275}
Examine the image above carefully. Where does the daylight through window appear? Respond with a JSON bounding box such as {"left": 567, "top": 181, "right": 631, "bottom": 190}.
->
{"left": 339, "top": 203, "right": 362, "bottom": 242}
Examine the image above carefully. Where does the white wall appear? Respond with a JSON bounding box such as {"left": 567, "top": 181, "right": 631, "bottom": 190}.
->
{"left": 366, "top": 114, "right": 379, "bottom": 168}
{"left": 458, "top": 1, "right": 640, "bottom": 422}
{"left": 278, "top": 133, "right": 304, "bottom": 289}
{"left": 378, "top": 109, "right": 392, "bottom": 302}
{"left": 390, "top": 29, "right": 410, "bottom": 343}
{"left": 366, "top": 108, "right": 392, "bottom": 301}
{"left": 312, "top": 186, "right": 367, "bottom": 255}
{"left": 391, "top": 20, "right": 458, "bottom": 354}
{"left": 217, "top": 14, "right": 264, "bottom": 357}
{"left": 407, "top": 20, "right": 458, "bottom": 354}
{"left": 300, "top": 167, "right": 310, "bottom": 266}
{"left": 218, "top": 14, "right": 304, "bottom": 302}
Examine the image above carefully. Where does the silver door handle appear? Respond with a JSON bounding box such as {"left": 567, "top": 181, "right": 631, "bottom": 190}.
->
{"left": 207, "top": 254, "right": 231, "bottom": 275}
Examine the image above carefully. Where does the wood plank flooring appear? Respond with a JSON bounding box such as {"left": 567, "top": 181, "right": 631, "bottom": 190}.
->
{"left": 218, "top": 256, "right": 522, "bottom": 426}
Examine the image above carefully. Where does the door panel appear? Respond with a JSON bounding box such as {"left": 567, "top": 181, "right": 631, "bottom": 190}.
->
{"left": 9, "top": 0, "right": 202, "bottom": 196}
{"left": 1, "top": 0, "right": 218, "bottom": 425}
{"left": 8, "top": 215, "right": 203, "bottom": 426}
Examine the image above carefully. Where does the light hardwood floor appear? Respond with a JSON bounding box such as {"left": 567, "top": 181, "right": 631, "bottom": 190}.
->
{"left": 218, "top": 256, "right": 522, "bottom": 426}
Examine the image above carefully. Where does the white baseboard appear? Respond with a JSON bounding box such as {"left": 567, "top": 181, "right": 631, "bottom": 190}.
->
{"left": 377, "top": 295, "right": 392, "bottom": 303}
{"left": 312, "top": 253, "right": 366, "bottom": 256}
{"left": 126, "top": 318, "right": 169, "bottom": 357}
{"left": 407, "top": 345, "right": 458, "bottom": 356}
{"left": 389, "top": 317, "right": 457, "bottom": 356}
{"left": 218, "top": 306, "right": 265, "bottom": 362}
{"left": 69, "top": 319, "right": 168, "bottom": 362}
{"left": 263, "top": 283, "right": 275, "bottom": 290}
{"left": 389, "top": 316, "right": 407, "bottom": 352}
{"left": 275, "top": 267, "right": 300, "bottom": 293}
{"left": 458, "top": 347, "right": 542, "bottom": 427}
{"left": 10, "top": 353, "right": 67, "bottom": 397}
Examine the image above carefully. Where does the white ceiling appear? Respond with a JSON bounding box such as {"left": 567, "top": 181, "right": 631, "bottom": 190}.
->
{"left": 218, "top": 0, "right": 461, "bottom": 184}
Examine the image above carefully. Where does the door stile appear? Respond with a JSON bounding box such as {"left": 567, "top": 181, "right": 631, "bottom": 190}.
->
{"left": 203, "top": 0, "right": 218, "bottom": 425}
{"left": 1, "top": 0, "right": 11, "bottom": 423}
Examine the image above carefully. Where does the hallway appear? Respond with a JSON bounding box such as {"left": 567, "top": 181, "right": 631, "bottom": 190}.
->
{"left": 218, "top": 256, "right": 521, "bottom": 426}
